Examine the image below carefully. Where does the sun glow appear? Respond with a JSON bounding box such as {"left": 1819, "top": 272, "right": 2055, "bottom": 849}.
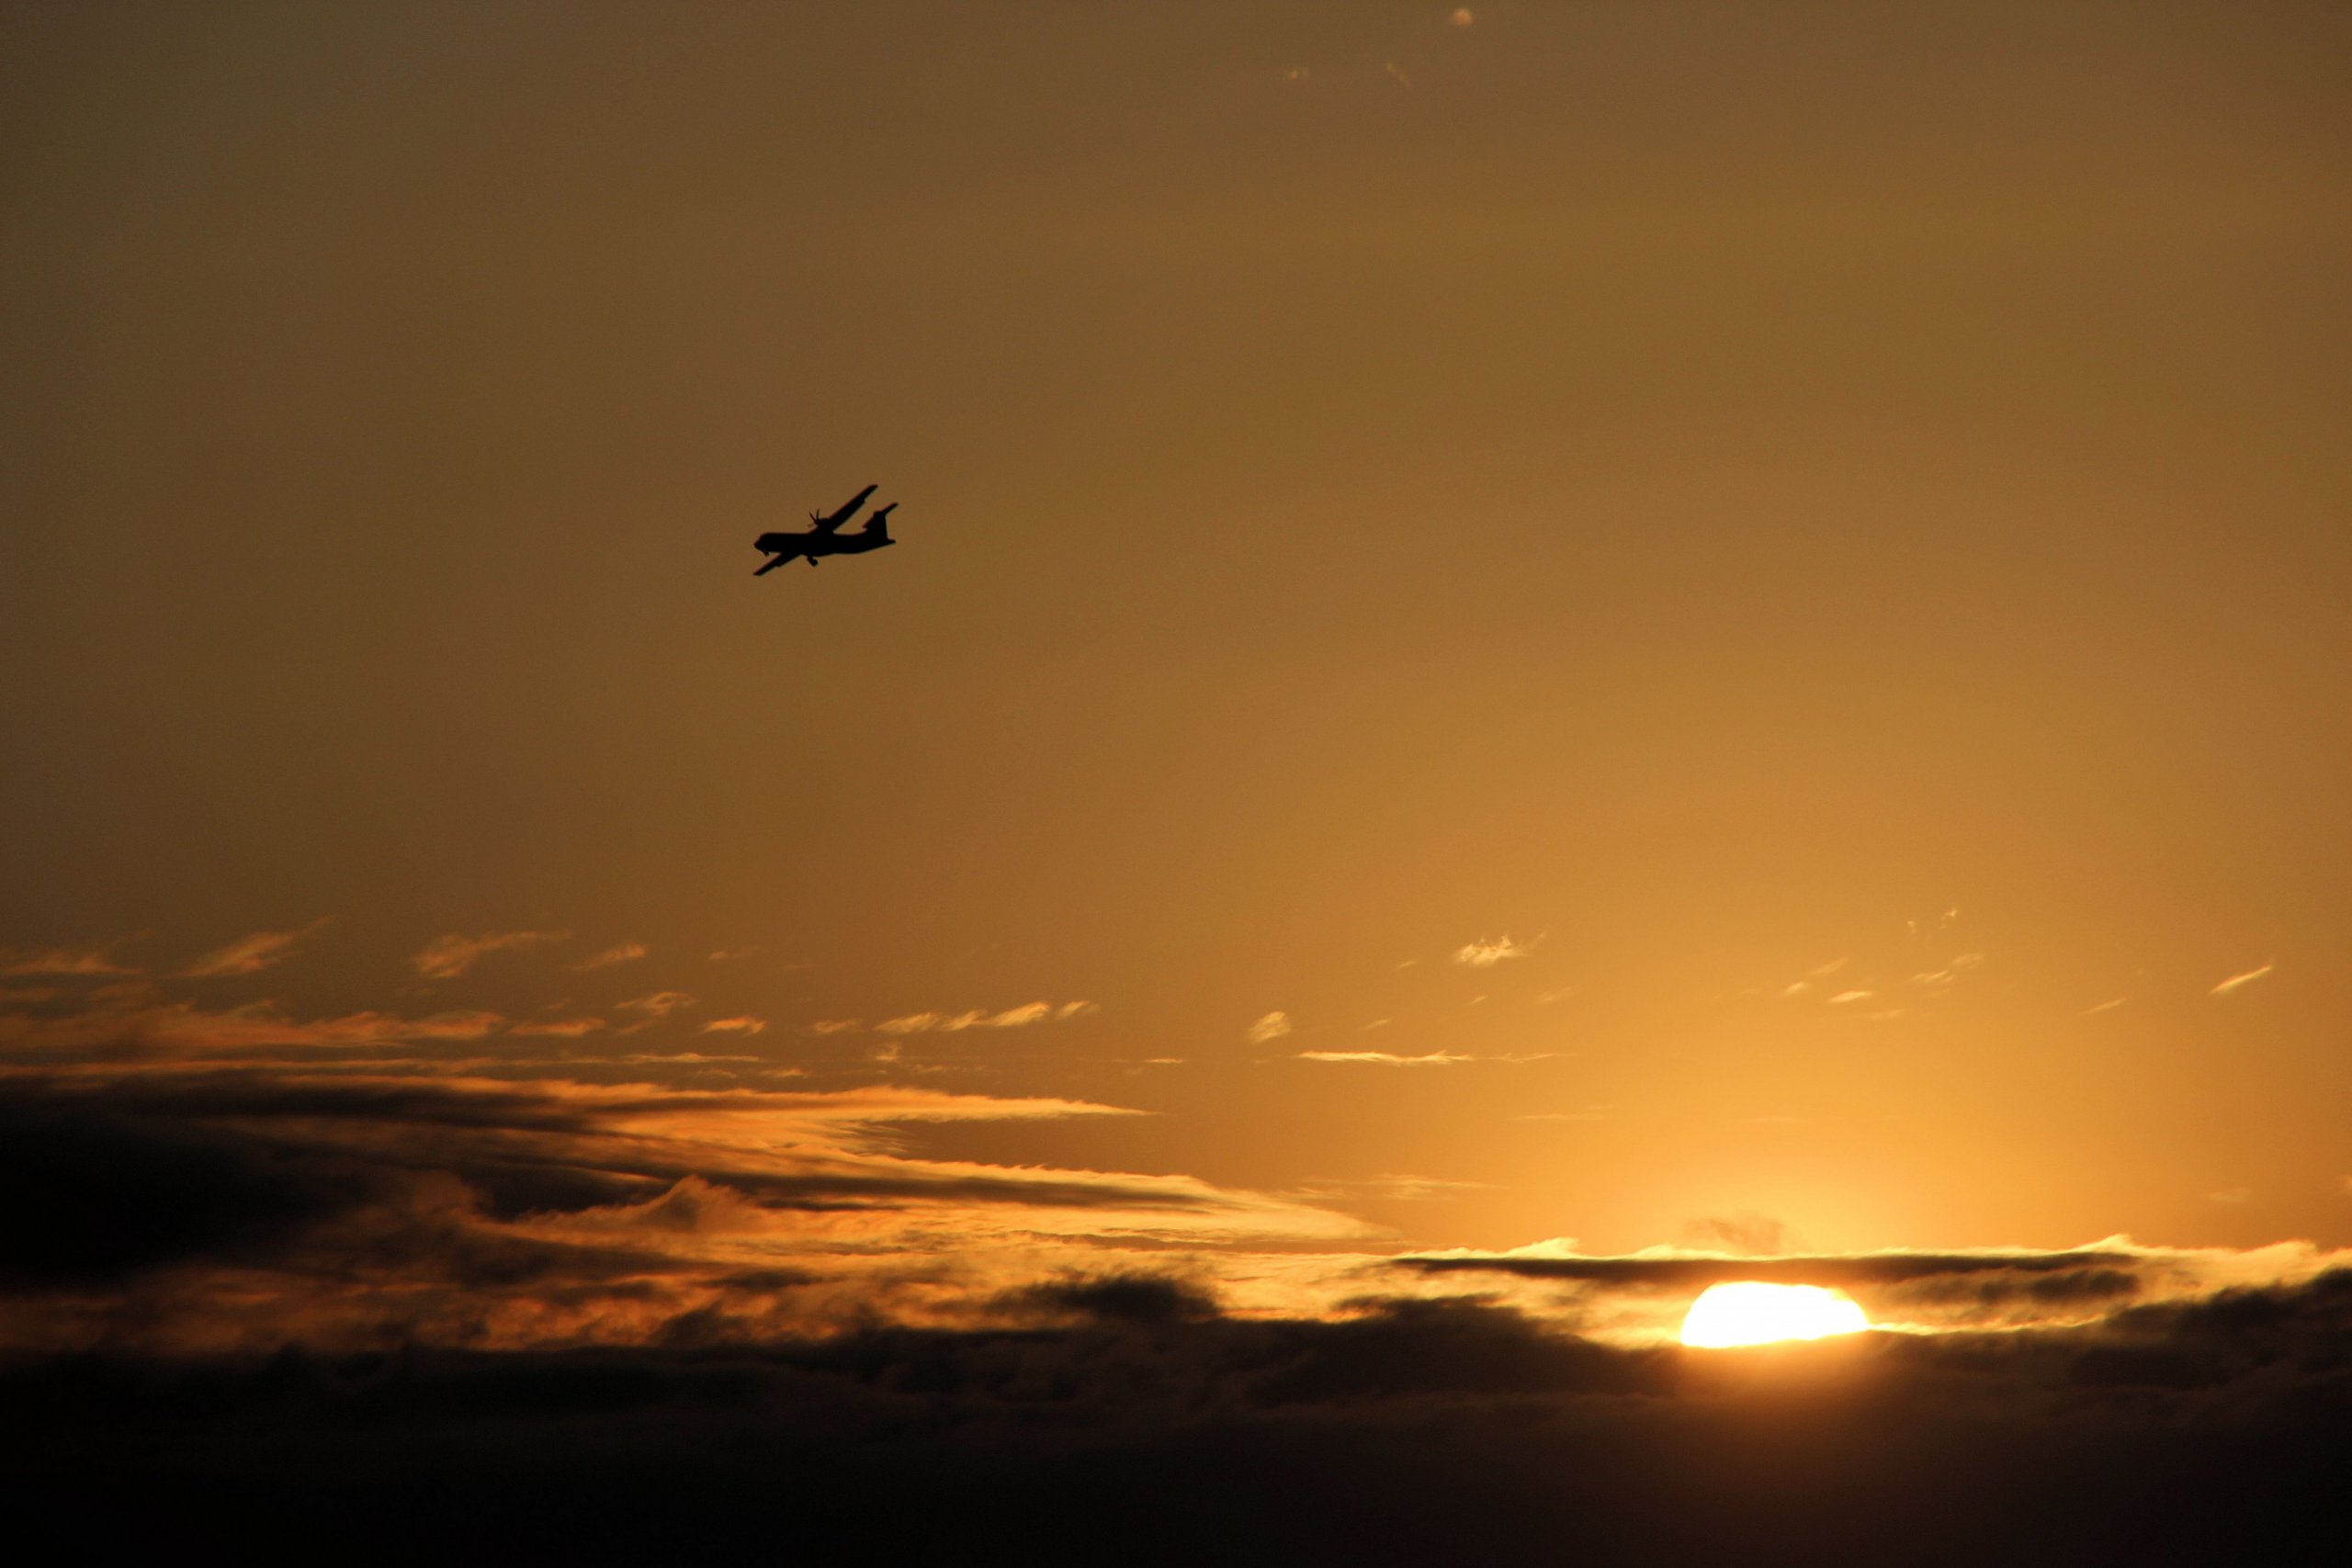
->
{"left": 1679, "top": 1281, "right": 1870, "bottom": 1348}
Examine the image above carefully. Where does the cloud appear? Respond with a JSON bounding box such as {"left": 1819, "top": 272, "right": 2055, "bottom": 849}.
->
{"left": 701, "top": 1017, "right": 766, "bottom": 1036}
{"left": 180, "top": 919, "right": 330, "bottom": 978}
{"left": 2083, "top": 997, "right": 2126, "bottom": 1015}
{"left": 1453, "top": 935, "right": 1531, "bottom": 968}
{"left": 411, "top": 931, "right": 560, "bottom": 979}
{"left": 4, "top": 981, "right": 2351, "bottom": 1559}
{"left": 1302, "top": 1174, "right": 1487, "bottom": 1202}
{"left": 1380, "top": 1238, "right": 2324, "bottom": 1335}
{"left": 619, "top": 1053, "right": 763, "bottom": 1066}
{"left": 6, "top": 974, "right": 2349, "bottom": 1563}
{"left": 1246, "top": 1011, "right": 1292, "bottom": 1043}
{"left": 6, "top": 1273, "right": 2350, "bottom": 1559}
{"left": 1296, "top": 1050, "right": 1469, "bottom": 1066}
{"left": 1826, "top": 989, "right": 1874, "bottom": 1005}
{"left": 880, "top": 1002, "right": 1088, "bottom": 1036}
{"left": 944, "top": 1002, "right": 1047, "bottom": 1031}
{"left": 572, "top": 942, "right": 647, "bottom": 971}
{"left": 0, "top": 995, "right": 507, "bottom": 1054}
{"left": 620, "top": 991, "right": 697, "bottom": 1020}
{"left": 2211, "top": 962, "right": 2275, "bottom": 997}
{"left": 2, "top": 945, "right": 137, "bottom": 977}
{"left": 0, "top": 1057, "right": 1370, "bottom": 1360}
{"left": 1449, "top": 6, "right": 1475, "bottom": 26}
{"left": 808, "top": 1020, "right": 863, "bottom": 1035}
{"left": 510, "top": 1018, "right": 605, "bottom": 1038}
{"left": 1681, "top": 1213, "right": 1792, "bottom": 1255}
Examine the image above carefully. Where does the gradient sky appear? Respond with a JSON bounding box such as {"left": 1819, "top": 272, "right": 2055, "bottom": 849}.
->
{"left": 6, "top": 0, "right": 2350, "bottom": 1314}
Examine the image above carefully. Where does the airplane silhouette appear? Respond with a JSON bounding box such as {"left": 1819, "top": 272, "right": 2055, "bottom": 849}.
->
{"left": 755, "top": 485, "right": 899, "bottom": 575}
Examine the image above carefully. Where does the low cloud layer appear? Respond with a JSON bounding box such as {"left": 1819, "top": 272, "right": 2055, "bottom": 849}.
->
{"left": 6, "top": 1271, "right": 2346, "bottom": 1561}
{"left": 1, "top": 969, "right": 2346, "bottom": 1554}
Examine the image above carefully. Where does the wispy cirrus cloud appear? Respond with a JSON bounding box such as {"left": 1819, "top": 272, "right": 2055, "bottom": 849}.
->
{"left": 2211, "top": 962, "right": 2275, "bottom": 997}
{"left": 701, "top": 1017, "right": 766, "bottom": 1036}
{"left": 620, "top": 991, "right": 697, "bottom": 1020}
{"left": 1246, "top": 1011, "right": 1293, "bottom": 1044}
{"left": 412, "top": 930, "right": 562, "bottom": 979}
{"left": 1453, "top": 935, "right": 1532, "bottom": 968}
{"left": 511, "top": 1017, "right": 605, "bottom": 1038}
{"left": 878, "top": 1002, "right": 1092, "bottom": 1036}
{"left": 572, "top": 941, "right": 648, "bottom": 971}
{"left": 2, "top": 944, "right": 138, "bottom": 977}
{"left": 1301, "top": 1173, "right": 1487, "bottom": 1202}
{"left": 180, "top": 918, "right": 330, "bottom": 978}
{"left": 1297, "top": 1049, "right": 1470, "bottom": 1066}
{"left": 0, "top": 994, "right": 505, "bottom": 1053}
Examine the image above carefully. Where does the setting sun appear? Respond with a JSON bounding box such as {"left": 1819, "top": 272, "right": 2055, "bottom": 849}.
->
{"left": 1679, "top": 1282, "right": 1871, "bottom": 1348}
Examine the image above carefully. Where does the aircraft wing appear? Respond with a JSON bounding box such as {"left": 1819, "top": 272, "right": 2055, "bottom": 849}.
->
{"left": 814, "top": 483, "right": 878, "bottom": 533}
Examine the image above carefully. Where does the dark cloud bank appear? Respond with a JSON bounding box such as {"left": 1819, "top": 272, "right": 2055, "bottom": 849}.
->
{"left": 9, "top": 1283, "right": 2350, "bottom": 1564}
{"left": 2, "top": 1070, "right": 2347, "bottom": 1562}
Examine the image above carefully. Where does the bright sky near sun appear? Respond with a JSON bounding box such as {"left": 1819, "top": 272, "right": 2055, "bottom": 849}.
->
{"left": 3, "top": 0, "right": 2350, "bottom": 1315}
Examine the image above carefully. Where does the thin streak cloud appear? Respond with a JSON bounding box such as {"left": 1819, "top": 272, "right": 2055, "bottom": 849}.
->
{"left": 412, "top": 930, "right": 562, "bottom": 979}
{"left": 180, "top": 919, "right": 330, "bottom": 978}
{"left": 2, "top": 945, "right": 138, "bottom": 977}
{"left": 1297, "top": 1050, "right": 1470, "bottom": 1066}
{"left": 877, "top": 1001, "right": 1089, "bottom": 1036}
{"left": 2211, "top": 962, "right": 2275, "bottom": 997}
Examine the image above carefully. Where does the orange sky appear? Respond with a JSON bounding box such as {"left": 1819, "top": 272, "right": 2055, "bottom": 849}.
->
{"left": 5, "top": 0, "right": 2350, "bottom": 1303}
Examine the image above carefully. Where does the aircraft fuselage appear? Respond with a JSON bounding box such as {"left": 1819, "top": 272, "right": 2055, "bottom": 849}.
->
{"left": 755, "top": 530, "right": 893, "bottom": 560}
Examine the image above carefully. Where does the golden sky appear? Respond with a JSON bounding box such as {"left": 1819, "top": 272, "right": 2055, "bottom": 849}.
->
{"left": 4, "top": 1, "right": 2351, "bottom": 1363}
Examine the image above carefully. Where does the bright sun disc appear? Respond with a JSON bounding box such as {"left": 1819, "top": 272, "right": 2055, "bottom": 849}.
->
{"left": 1679, "top": 1281, "right": 1869, "bottom": 1348}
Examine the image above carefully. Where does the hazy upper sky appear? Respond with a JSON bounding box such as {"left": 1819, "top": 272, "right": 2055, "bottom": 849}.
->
{"left": 6, "top": 0, "right": 2349, "bottom": 1273}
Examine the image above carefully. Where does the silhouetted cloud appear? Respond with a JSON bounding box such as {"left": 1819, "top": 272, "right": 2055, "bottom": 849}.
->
{"left": 180, "top": 919, "right": 329, "bottom": 978}
{"left": 6, "top": 1278, "right": 2347, "bottom": 1560}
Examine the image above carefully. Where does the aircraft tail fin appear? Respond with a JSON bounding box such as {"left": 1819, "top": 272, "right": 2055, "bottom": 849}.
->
{"left": 861, "top": 502, "right": 897, "bottom": 541}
